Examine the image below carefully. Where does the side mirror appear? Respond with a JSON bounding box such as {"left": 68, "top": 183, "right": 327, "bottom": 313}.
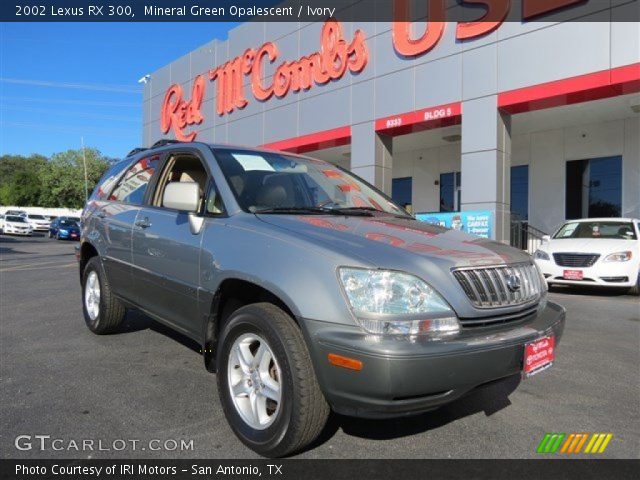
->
{"left": 163, "top": 182, "right": 200, "bottom": 212}
{"left": 541, "top": 235, "right": 551, "bottom": 243}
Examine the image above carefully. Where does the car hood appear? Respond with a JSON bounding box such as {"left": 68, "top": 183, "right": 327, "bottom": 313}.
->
{"left": 256, "top": 213, "right": 530, "bottom": 269}
{"left": 541, "top": 238, "right": 637, "bottom": 254}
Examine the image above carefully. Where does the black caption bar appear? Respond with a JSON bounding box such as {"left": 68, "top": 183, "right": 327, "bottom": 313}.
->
{"left": 2, "top": 0, "right": 638, "bottom": 22}
{"left": 1, "top": 459, "right": 639, "bottom": 480}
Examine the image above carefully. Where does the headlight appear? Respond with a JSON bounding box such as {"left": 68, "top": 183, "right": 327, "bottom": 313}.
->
{"left": 60, "top": 229, "right": 68, "bottom": 234}
{"left": 604, "top": 251, "right": 632, "bottom": 262}
{"left": 338, "top": 267, "right": 460, "bottom": 337}
{"left": 533, "top": 250, "right": 550, "bottom": 261}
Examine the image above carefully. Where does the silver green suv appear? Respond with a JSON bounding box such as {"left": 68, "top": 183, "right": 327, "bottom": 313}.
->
{"left": 80, "top": 141, "right": 565, "bottom": 457}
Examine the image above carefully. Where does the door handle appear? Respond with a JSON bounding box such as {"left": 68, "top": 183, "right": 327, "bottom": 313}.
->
{"left": 135, "top": 217, "right": 151, "bottom": 229}
{"left": 96, "top": 211, "right": 106, "bottom": 219}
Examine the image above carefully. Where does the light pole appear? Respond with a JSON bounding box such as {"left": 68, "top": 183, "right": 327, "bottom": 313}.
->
{"left": 81, "top": 136, "right": 89, "bottom": 203}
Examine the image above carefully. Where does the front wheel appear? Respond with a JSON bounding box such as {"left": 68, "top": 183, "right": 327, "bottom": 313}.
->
{"left": 629, "top": 272, "right": 640, "bottom": 296}
{"left": 82, "top": 257, "right": 125, "bottom": 334}
{"left": 216, "top": 303, "right": 329, "bottom": 457}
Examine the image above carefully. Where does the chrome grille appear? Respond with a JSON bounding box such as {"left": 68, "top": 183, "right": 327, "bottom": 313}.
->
{"left": 553, "top": 253, "right": 599, "bottom": 267}
{"left": 453, "top": 263, "right": 542, "bottom": 308}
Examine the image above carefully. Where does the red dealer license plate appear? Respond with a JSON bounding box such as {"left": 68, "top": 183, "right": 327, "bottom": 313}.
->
{"left": 563, "top": 270, "right": 583, "bottom": 280}
{"left": 524, "top": 336, "right": 555, "bottom": 377}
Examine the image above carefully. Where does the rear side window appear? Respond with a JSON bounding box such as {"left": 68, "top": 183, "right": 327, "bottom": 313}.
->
{"left": 89, "top": 159, "right": 130, "bottom": 201}
{"left": 108, "top": 155, "right": 160, "bottom": 204}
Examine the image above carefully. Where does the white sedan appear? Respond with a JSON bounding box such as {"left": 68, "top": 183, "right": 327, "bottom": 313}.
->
{"left": 2, "top": 215, "right": 33, "bottom": 236}
{"left": 534, "top": 218, "right": 640, "bottom": 295}
{"left": 25, "top": 213, "right": 51, "bottom": 231}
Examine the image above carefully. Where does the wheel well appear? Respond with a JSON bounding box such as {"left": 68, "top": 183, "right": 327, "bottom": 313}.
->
{"left": 79, "top": 242, "right": 99, "bottom": 279}
{"left": 203, "top": 279, "right": 296, "bottom": 372}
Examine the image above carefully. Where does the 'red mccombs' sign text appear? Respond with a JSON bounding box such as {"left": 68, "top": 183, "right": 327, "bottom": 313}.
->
{"left": 161, "top": 19, "right": 367, "bottom": 140}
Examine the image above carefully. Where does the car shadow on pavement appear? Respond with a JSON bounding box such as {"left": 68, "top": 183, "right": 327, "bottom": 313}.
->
{"left": 549, "top": 284, "right": 631, "bottom": 297}
{"left": 307, "top": 374, "right": 520, "bottom": 449}
{"left": 117, "top": 310, "right": 202, "bottom": 353}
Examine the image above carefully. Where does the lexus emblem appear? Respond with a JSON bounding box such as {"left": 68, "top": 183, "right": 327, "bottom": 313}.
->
{"left": 506, "top": 274, "right": 521, "bottom": 292}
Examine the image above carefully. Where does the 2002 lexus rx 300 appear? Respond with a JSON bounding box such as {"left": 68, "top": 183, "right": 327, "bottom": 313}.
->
{"left": 79, "top": 141, "right": 565, "bottom": 457}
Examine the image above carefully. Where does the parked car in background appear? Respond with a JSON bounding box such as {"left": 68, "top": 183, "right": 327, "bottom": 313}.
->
{"left": 78, "top": 142, "right": 565, "bottom": 457}
{"left": 2, "top": 215, "right": 33, "bottom": 236}
{"left": 25, "top": 213, "right": 51, "bottom": 232}
{"left": 49, "top": 217, "right": 81, "bottom": 240}
{"left": 4, "top": 209, "right": 27, "bottom": 217}
{"left": 534, "top": 218, "right": 640, "bottom": 295}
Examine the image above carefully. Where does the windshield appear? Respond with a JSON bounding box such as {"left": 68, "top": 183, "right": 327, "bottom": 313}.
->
{"left": 59, "top": 220, "right": 78, "bottom": 227}
{"left": 28, "top": 214, "right": 45, "bottom": 220}
{"left": 554, "top": 221, "right": 637, "bottom": 240}
{"left": 6, "top": 216, "right": 26, "bottom": 223}
{"left": 213, "top": 149, "right": 409, "bottom": 217}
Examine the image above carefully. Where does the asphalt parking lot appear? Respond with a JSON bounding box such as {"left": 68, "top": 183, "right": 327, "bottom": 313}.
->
{"left": 1, "top": 234, "right": 638, "bottom": 459}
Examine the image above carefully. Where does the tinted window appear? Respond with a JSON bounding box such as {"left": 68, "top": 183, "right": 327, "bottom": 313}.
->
{"left": 109, "top": 155, "right": 160, "bottom": 205}
{"left": 440, "top": 172, "right": 460, "bottom": 212}
{"left": 510, "top": 165, "right": 529, "bottom": 221}
{"left": 392, "top": 177, "right": 412, "bottom": 211}
{"left": 90, "top": 159, "right": 130, "bottom": 201}
{"left": 6, "top": 216, "right": 26, "bottom": 222}
{"left": 566, "top": 156, "right": 622, "bottom": 219}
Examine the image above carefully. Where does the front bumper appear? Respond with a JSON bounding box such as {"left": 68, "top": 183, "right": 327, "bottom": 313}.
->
{"left": 536, "top": 258, "right": 639, "bottom": 287}
{"left": 4, "top": 228, "right": 32, "bottom": 235}
{"left": 302, "top": 301, "right": 565, "bottom": 418}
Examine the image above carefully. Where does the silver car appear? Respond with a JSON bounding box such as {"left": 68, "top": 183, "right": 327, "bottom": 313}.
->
{"left": 79, "top": 141, "right": 565, "bottom": 457}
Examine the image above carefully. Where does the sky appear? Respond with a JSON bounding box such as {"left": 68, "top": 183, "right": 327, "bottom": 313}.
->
{"left": 0, "top": 22, "right": 238, "bottom": 159}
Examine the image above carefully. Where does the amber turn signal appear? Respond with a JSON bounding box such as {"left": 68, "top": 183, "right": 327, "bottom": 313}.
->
{"left": 327, "top": 353, "right": 363, "bottom": 371}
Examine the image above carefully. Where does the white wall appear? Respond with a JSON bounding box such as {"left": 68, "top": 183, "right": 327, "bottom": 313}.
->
{"left": 0, "top": 206, "right": 82, "bottom": 217}
{"left": 526, "top": 117, "right": 639, "bottom": 234}
{"left": 392, "top": 143, "right": 461, "bottom": 214}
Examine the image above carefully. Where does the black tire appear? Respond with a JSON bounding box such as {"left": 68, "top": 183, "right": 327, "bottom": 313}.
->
{"left": 216, "top": 303, "right": 329, "bottom": 457}
{"left": 81, "top": 256, "right": 126, "bottom": 334}
{"left": 629, "top": 273, "right": 640, "bottom": 296}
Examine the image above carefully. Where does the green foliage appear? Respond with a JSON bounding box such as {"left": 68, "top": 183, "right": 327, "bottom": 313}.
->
{"left": 0, "top": 148, "right": 113, "bottom": 209}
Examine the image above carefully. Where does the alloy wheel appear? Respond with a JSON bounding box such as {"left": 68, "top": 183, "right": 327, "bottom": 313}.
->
{"left": 227, "top": 333, "right": 282, "bottom": 430}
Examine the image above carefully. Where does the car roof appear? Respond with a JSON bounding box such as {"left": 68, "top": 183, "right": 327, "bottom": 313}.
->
{"left": 565, "top": 218, "right": 638, "bottom": 223}
{"left": 127, "top": 141, "right": 312, "bottom": 163}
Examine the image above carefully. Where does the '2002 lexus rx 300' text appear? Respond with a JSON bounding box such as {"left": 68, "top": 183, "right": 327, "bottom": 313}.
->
{"left": 79, "top": 141, "right": 565, "bottom": 457}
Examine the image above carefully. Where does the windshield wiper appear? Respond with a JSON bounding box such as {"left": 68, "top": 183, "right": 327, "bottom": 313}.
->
{"left": 330, "top": 206, "right": 411, "bottom": 218}
{"left": 251, "top": 206, "right": 334, "bottom": 215}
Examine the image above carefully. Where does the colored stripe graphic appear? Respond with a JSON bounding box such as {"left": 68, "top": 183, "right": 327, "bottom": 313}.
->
{"left": 537, "top": 433, "right": 565, "bottom": 453}
{"left": 584, "top": 433, "right": 613, "bottom": 454}
{"left": 560, "top": 433, "right": 589, "bottom": 454}
{"left": 538, "top": 433, "right": 613, "bottom": 454}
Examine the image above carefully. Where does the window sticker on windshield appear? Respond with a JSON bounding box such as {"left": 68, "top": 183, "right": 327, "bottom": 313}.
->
{"left": 232, "top": 154, "right": 275, "bottom": 172}
{"left": 560, "top": 223, "right": 578, "bottom": 237}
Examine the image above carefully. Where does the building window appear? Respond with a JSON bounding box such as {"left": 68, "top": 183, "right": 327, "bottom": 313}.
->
{"left": 510, "top": 165, "right": 529, "bottom": 221}
{"left": 566, "top": 156, "right": 622, "bottom": 219}
{"left": 440, "top": 172, "right": 460, "bottom": 212}
{"left": 392, "top": 177, "right": 412, "bottom": 212}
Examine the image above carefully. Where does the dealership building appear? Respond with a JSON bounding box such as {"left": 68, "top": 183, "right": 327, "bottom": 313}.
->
{"left": 142, "top": 1, "right": 639, "bottom": 243}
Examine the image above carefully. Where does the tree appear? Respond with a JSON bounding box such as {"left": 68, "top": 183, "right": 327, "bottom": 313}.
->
{"left": 0, "top": 154, "right": 47, "bottom": 206}
{"left": 0, "top": 148, "right": 113, "bottom": 208}
{"left": 39, "top": 148, "right": 111, "bottom": 209}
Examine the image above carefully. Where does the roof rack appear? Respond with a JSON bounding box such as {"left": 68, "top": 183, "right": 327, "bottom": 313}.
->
{"left": 126, "top": 147, "right": 147, "bottom": 157}
{"left": 151, "top": 139, "right": 182, "bottom": 148}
